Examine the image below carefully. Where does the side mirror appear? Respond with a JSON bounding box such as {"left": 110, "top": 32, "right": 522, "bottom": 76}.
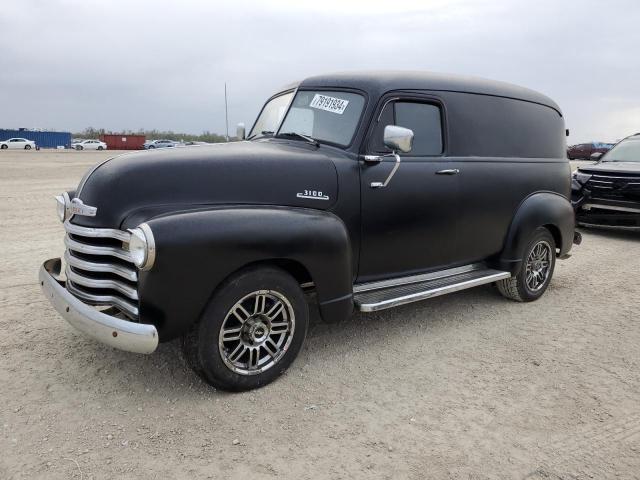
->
{"left": 368, "top": 125, "right": 414, "bottom": 189}
{"left": 383, "top": 125, "right": 413, "bottom": 153}
{"left": 590, "top": 152, "right": 603, "bottom": 161}
{"left": 236, "top": 123, "right": 246, "bottom": 140}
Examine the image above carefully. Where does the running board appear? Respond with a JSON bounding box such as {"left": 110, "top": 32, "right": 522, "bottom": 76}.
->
{"left": 354, "top": 265, "right": 511, "bottom": 312}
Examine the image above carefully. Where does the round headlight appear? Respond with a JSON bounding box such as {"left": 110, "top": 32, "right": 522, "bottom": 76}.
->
{"left": 127, "top": 224, "right": 156, "bottom": 271}
{"left": 55, "top": 192, "right": 70, "bottom": 222}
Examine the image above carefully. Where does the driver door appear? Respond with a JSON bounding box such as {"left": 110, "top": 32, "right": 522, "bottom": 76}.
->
{"left": 357, "top": 96, "right": 459, "bottom": 283}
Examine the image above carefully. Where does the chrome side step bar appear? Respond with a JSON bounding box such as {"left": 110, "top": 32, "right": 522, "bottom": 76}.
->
{"left": 354, "top": 264, "right": 511, "bottom": 312}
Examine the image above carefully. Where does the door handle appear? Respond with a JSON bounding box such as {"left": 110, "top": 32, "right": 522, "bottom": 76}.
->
{"left": 436, "top": 169, "right": 459, "bottom": 175}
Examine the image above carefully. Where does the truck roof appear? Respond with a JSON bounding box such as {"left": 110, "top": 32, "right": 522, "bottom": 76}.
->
{"left": 295, "top": 70, "right": 561, "bottom": 114}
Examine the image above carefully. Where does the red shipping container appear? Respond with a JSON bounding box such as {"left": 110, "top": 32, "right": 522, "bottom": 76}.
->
{"left": 99, "top": 134, "right": 146, "bottom": 150}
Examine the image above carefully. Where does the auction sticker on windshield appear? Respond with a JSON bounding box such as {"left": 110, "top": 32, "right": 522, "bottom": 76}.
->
{"left": 309, "top": 94, "right": 349, "bottom": 115}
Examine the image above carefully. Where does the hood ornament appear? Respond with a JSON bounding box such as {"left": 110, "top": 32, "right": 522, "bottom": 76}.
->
{"left": 55, "top": 193, "right": 97, "bottom": 222}
{"left": 68, "top": 198, "right": 97, "bottom": 217}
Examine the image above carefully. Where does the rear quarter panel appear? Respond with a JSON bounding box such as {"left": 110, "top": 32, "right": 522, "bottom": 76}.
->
{"left": 436, "top": 90, "right": 571, "bottom": 264}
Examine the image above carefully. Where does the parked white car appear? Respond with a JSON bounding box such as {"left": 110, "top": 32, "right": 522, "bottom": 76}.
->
{"left": 72, "top": 139, "right": 107, "bottom": 150}
{"left": 0, "top": 138, "right": 36, "bottom": 150}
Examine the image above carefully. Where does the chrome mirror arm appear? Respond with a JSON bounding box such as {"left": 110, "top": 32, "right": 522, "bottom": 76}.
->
{"left": 364, "top": 124, "right": 411, "bottom": 188}
{"left": 370, "top": 152, "right": 401, "bottom": 188}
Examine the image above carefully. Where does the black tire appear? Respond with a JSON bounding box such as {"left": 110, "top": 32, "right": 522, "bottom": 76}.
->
{"left": 496, "top": 227, "right": 556, "bottom": 302}
{"left": 1, "top": 144, "right": 7, "bottom": 149}
{"left": 148, "top": 145, "right": 155, "bottom": 149}
{"left": 24, "top": 144, "right": 32, "bottom": 150}
{"left": 77, "top": 145, "right": 83, "bottom": 151}
{"left": 98, "top": 146, "right": 103, "bottom": 150}
{"left": 183, "top": 266, "right": 309, "bottom": 391}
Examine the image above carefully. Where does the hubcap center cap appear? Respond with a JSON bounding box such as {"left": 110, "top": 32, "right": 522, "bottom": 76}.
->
{"left": 244, "top": 317, "right": 270, "bottom": 344}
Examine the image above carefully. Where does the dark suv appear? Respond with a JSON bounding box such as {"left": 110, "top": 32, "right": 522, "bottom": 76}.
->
{"left": 572, "top": 133, "right": 640, "bottom": 230}
{"left": 40, "top": 71, "right": 576, "bottom": 391}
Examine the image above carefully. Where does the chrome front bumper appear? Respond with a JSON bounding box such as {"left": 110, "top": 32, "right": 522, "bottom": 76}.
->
{"left": 39, "top": 258, "right": 158, "bottom": 354}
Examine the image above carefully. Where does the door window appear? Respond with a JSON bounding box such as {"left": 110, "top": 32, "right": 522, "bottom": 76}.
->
{"left": 395, "top": 102, "right": 442, "bottom": 155}
{"left": 368, "top": 100, "right": 443, "bottom": 156}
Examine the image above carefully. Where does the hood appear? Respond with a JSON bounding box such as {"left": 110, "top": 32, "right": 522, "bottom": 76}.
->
{"left": 579, "top": 161, "right": 640, "bottom": 175}
{"left": 72, "top": 140, "right": 340, "bottom": 229}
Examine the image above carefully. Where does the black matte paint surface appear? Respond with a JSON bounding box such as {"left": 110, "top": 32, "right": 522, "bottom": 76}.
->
{"left": 140, "top": 207, "right": 353, "bottom": 340}
{"left": 74, "top": 141, "right": 341, "bottom": 229}
{"left": 499, "top": 192, "right": 575, "bottom": 270}
{"left": 66, "top": 71, "right": 574, "bottom": 339}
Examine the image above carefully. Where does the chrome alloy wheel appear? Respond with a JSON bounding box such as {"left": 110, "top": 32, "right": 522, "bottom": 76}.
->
{"left": 525, "top": 240, "right": 552, "bottom": 292}
{"left": 218, "top": 290, "right": 295, "bottom": 375}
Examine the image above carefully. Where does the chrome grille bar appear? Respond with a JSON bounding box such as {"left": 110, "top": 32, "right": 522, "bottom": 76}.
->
{"left": 591, "top": 174, "right": 640, "bottom": 180}
{"left": 64, "top": 251, "right": 137, "bottom": 282}
{"left": 65, "top": 221, "right": 131, "bottom": 242}
{"left": 67, "top": 281, "right": 139, "bottom": 318}
{"left": 65, "top": 267, "right": 139, "bottom": 301}
{"left": 64, "top": 235, "right": 133, "bottom": 262}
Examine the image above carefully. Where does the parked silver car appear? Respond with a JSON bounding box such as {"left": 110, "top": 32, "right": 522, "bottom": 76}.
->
{"left": 145, "top": 139, "right": 178, "bottom": 149}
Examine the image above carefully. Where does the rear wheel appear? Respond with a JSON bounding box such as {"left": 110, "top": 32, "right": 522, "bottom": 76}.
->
{"left": 496, "top": 227, "right": 556, "bottom": 302}
{"left": 183, "top": 266, "right": 309, "bottom": 391}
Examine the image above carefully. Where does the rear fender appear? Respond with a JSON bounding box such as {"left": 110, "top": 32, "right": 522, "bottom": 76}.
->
{"left": 498, "top": 192, "right": 575, "bottom": 274}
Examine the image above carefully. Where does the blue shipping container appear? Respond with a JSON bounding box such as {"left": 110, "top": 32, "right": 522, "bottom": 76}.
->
{"left": 0, "top": 129, "right": 72, "bottom": 149}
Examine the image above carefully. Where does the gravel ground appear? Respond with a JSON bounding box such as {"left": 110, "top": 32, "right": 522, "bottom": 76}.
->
{"left": 1, "top": 150, "right": 639, "bottom": 479}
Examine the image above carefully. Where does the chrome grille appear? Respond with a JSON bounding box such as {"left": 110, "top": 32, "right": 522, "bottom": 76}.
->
{"left": 585, "top": 173, "right": 640, "bottom": 201}
{"left": 63, "top": 221, "right": 139, "bottom": 319}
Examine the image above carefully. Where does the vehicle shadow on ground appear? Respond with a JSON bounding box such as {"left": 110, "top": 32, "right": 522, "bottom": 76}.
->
{"left": 67, "top": 284, "right": 505, "bottom": 397}
{"left": 304, "top": 284, "right": 500, "bottom": 344}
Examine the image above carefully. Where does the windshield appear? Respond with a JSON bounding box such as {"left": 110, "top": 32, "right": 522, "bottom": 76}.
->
{"left": 277, "top": 90, "right": 365, "bottom": 147}
{"left": 602, "top": 137, "right": 640, "bottom": 162}
{"left": 248, "top": 91, "right": 294, "bottom": 139}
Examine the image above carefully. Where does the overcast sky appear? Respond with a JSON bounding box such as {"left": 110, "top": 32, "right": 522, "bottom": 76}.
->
{"left": 0, "top": 0, "right": 638, "bottom": 143}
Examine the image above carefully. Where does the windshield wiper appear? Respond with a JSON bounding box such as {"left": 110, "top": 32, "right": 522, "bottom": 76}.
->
{"left": 247, "top": 130, "right": 274, "bottom": 141}
{"left": 276, "top": 132, "right": 320, "bottom": 147}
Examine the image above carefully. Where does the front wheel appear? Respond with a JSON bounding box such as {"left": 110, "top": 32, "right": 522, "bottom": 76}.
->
{"left": 25, "top": 144, "right": 32, "bottom": 150}
{"left": 496, "top": 227, "right": 556, "bottom": 302}
{"left": 76, "top": 145, "right": 83, "bottom": 150}
{"left": 97, "top": 146, "right": 104, "bottom": 150}
{"left": 183, "top": 266, "right": 309, "bottom": 391}
{"left": 1, "top": 144, "right": 7, "bottom": 149}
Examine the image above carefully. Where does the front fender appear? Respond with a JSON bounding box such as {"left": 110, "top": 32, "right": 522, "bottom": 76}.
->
{"left": 138, "top": 206, "right": 353, "bottom": 341}
{"left": 498, "top": 192, "right": 575, "bottom": 273}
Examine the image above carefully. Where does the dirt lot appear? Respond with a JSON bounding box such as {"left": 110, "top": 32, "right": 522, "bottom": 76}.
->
{"left": 1, "top": 150, "right": 639, "bottom": 479}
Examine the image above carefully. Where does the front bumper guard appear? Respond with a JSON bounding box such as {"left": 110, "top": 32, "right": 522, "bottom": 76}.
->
{"left": 39, "top": 258, "right": 158, "bottom": 354}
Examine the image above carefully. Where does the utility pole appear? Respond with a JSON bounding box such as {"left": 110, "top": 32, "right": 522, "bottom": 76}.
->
{"left": 224, "top": 83, "right": 229, "bottom": 142}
